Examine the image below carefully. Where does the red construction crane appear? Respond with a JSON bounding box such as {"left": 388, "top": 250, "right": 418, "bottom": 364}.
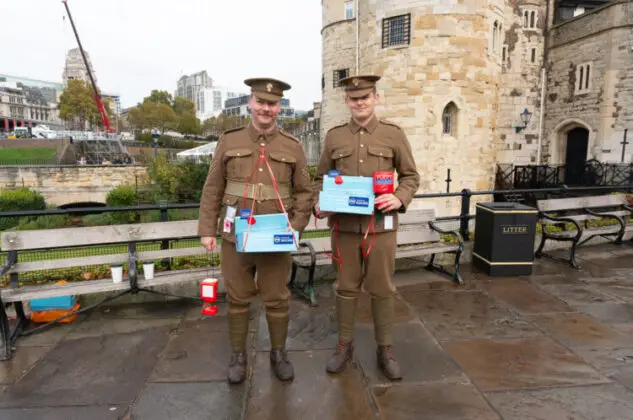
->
{"left": 61, "top": 0, "right": 113, "bottom": 132}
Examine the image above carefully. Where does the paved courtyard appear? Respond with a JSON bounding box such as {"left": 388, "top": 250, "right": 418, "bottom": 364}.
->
{"left": 2, "top": 243, "right": 633, "bottom": 419}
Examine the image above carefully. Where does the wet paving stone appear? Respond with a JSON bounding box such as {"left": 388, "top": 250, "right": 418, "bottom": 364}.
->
{"left": 149, "top": 328, "right": 235, "bottom": 383}
{"left": 525, "top": 274, "right": 583, "bottom": 286}
{"left": 91, "top": 299, "right": 192, "bottom": 319}
{"left": 485, "top": 282, "right": 574, "bottom": 314}
{"left": 399, "top": 290, "right": 542, "bottom": 340}
{"left": 354, "top": 322, "right": 466, "bottom": 386}
{"left": 537, "top": 284, "right": 624, "bottom": 306}
{"left": 526, "top": 312, "right": 633, "bottom": 350}
{"left": 0, "top": 405, "right": 125, "bottom": 420}
{"left": 256, "top": 296, "right": 338, "bottom": 351}
{"left": 392, "top": 267, "right": 480, "bottom": 290}
{"left": 444, "top": 336, "right": 609, "bottom": 392}
{"left": 65, "top": 317, "right": 179, "bottom": 340}
{"left": 585, "top": 276, "right": 633, "bottom": 302}
{"left": 131, "top": 382, "right": 244, "bottom": 420}
{"left": 246, "top": 350, "right": 375, "bottom": 420}
{"left": 372, "top": 383, "right": 501, "bottom": 420}
{"left": 13, "top": 322, "right": 76, "bottom": 348}
{"left": 356, "top": 292, "right": 416, "bottom": 325}
{"left": 0, "top": 346, "right": 51, "bottom": 385}
{"left": 0, "top": 327, "right": 170, "bottom": 408}
{"left": 576, "top": 303, "right": 633, "bottom": 324}
{"left": 485, "top": 383, "right": 633, "bottom": 420}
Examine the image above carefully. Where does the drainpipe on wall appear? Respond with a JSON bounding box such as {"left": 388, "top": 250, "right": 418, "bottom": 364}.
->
{"left": 356, "top": 0, "right": 360, "bottom": 75}
{"left": 537, "top": 0, "right": 553, "bottom": 165}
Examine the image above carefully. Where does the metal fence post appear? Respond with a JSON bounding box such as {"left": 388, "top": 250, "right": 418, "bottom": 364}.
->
{"left": 159, "top": 200, "right": 171, "bottom": 270}
{"left": 460, "top": 188, "right": 472, "bottom": 240}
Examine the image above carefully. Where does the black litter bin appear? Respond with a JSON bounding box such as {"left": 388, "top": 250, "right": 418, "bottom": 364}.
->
{"left": 472, "top": 202, "right": 538, "bottom": 276}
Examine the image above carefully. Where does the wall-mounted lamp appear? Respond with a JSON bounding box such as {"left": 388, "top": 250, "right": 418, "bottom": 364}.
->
{"left": 514, "top": 108, "right": 532, "bottom": 133}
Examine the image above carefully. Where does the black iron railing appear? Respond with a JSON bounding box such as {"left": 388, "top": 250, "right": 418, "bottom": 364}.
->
{"left": 1, "top": 184, "right": 632, "bottom": 284}
{"left": 496, "top": 162, "right": 633, "bottom": 190}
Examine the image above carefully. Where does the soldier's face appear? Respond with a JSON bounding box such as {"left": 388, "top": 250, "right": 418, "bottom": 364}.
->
{"left": 249, "top": 95, "right": 281, "bottom": 128}
{"left": 345, "top": 92, "right": 379, "bottom": 120}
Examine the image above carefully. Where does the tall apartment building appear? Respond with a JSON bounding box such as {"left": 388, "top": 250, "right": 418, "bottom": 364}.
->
{"left": 175, "top": 70, "right": 243, "bottom": 120}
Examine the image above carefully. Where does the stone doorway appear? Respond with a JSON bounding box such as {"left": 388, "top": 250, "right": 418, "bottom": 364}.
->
{"left": 564, "top": 127, "right": 589, "bottom": 185}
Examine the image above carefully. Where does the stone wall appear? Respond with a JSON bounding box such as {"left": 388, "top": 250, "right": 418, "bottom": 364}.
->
{"left": 496, "top": 0, "right": 548, "bottom": 165}
{"left": 0, "top": 165, "right": 148, "bottom": 206}
{"left": 543, "top": 0, "right": 633, "bottom": 164}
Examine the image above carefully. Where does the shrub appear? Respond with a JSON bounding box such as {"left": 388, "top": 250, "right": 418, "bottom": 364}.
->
{"left": 0, "top": 189, "right": 46, "bottom": 231}
{"left": 106, "top": 185, "right": 139, "bottom": 223}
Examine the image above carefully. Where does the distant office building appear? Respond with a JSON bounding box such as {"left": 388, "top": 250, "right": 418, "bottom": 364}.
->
{"left": 175, "top": 70, "right": 244, "bottom": 120}
{"left": 223, "top": 95, "right": 295, "bottom": 121}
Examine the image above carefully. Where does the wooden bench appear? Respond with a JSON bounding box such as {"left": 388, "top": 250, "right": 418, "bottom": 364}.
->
{"left": 535, "top": 194, "right": 633, "bottom": 268}
{"left": 0, "top": 220, "right": 216, "bottom": 361}
{"left": 289, "top": 209, "right": 465, "bottom": 305}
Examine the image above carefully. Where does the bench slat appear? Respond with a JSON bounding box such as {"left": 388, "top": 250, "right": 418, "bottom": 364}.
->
{"left": 9, "top": 253, "right": 130, "bottom": 274}
{"left": 540, "top": 210, "right": 633, "bottom": 224}
{"left": 1, "top": 267, "right": 221, "bottom": 303}
{"left": 537, "top": 194, "right": 627, "bottom": 212}
{"left": 1, "top": 220, "right": 201, "bottom": 251}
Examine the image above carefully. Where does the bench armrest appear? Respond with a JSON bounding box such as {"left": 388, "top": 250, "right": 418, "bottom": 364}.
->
{"left": 296, "top": 241, "right": 317, "bottom": 268}
{"left": 539, "top": 212, "right": 582, "bottom": 230}
{"left": 539, "top": 212, "right": 583, "bottom": 241}
{"left": 0, "top": 251, "right": 17, "bottom": 278}
{"left": 584, "top": 208, "right": 625, "bottom": 227}
{"left": 429, "top": 221, "right": 464, "bottom": 250}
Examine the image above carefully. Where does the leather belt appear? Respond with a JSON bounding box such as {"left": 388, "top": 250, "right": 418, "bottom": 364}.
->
{"left": 225, "top": 180, "right": 291, "bottom": 200}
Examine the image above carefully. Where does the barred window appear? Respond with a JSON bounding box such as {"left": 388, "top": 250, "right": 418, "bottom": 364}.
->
{"left": 442, "top": 102, "right": 458, "bottom": 136}
{"left": 333, "top": 69, "right": 349, "bottom": 88}
{"left": 382, "top": 14, "right": 411, "bottom": 48}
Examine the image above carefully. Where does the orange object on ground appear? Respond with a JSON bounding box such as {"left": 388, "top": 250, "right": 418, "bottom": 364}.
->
{"left": 30, "top": 303, "right": 81, "bottom": 324}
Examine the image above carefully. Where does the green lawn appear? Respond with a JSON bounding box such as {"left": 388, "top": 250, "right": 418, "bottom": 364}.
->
{"left": 0, "top": 147, "right": 57, "bottom": 163}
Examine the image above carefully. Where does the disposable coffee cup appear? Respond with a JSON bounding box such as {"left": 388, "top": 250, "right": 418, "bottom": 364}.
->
{"left": 143, "top": 261, "right": 155, "bottom": 280}
{"left": 111, "top": 264, "right": 123, "bottom": 283}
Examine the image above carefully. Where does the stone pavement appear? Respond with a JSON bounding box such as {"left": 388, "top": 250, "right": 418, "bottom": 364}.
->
{"left": 2, "top": 244, "right": 633, "bottom": 419}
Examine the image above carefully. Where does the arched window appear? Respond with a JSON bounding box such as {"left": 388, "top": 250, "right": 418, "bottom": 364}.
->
{"left": 493, "top": 21, "right": 498, "bottom": 53}
{"left": 442, "top": 102, "right": 458, "bottom": 136}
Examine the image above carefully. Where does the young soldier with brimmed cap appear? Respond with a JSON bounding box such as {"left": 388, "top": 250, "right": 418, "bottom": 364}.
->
{"left": 198, "top": 77, "right": 313, "bottom": 384}
{"left": 314, "top": 74, "right": 420, "bottom": 380}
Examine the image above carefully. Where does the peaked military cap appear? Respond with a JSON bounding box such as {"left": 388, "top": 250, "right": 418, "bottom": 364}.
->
{"left": 339, "top": 74, "right": 381, "bottom": 98}
{"left": 244, "top": 77, "right": 291, "bottom": 102}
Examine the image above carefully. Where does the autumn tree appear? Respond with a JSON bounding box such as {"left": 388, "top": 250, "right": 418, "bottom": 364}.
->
{"left": 58, "top": 79, "right": 114, "bottom": 130}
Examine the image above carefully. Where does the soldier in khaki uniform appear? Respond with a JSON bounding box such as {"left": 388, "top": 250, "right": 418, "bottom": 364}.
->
{"left": 198, "top": 77, "right": 313, "bottom": 384}
{"left": 314, "top": 75, "right": 420, "bottom": 380}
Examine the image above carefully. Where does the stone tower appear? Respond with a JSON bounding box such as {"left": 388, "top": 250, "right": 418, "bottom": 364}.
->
{"left": 321, "top": 0, "right": 512, "bottom": 211}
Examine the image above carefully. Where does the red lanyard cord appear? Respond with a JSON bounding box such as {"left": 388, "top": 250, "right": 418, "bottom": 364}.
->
{"left": 240, "top": 146, "right": 298, "bottom": 250}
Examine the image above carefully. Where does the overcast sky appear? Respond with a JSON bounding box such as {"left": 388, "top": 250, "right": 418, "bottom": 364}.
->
{"left": 2, "top": 0, "right": 322, "bottom": 111}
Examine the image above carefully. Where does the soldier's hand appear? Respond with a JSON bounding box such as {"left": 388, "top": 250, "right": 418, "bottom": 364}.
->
{"left": 201, "top": 236, "right": 217, "bottom": 251}
{"left": 375, "top": 194, "right": 403, "bottom": 212}
{"left": 315, "top": 202, "right": 333, "bottom": 218}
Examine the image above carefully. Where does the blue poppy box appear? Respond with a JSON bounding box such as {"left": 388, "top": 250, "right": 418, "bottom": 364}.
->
{"left": 30, "top": 295, "right": 77, "bottom": 311}
{"left": 318, "top": 173, "right": 375, "bottom": 215}
{"left": 235, "top": 212, "right": 299, "bottom": 253}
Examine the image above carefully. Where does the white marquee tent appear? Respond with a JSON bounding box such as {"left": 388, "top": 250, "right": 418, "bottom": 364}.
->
{"left": 176, "top": 142, "right": 217, "bottom": 163}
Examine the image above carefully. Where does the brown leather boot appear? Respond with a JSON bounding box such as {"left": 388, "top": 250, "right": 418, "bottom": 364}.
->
{"left": 377, "top": 345, "right": 402, "bottom": 380}
{"left": 266, "top": 311, "right": 294, "bottom": 381}
{"left": 227, "top": 304, "right": 250, "bottom": 385}
{"left": 228, "top": 352, "right": 247, "bottom": 384}
{"left": 326, "top": 341, "right": 354, "bottom": 373}
{"left": 270, "top": 349, "right": 294, "bottom": 381}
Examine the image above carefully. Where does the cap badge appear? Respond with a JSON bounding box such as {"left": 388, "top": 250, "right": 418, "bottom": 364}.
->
{"left": 352, "top": 78, "right": 359, "bottom": 87}
{"left": 266, "top": 83, "right": 273, "bottom": 92}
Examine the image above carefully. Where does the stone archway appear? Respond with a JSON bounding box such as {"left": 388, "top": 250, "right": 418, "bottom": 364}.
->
{"left": 548, "top": 118, "right": 595, "bottom": 167}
